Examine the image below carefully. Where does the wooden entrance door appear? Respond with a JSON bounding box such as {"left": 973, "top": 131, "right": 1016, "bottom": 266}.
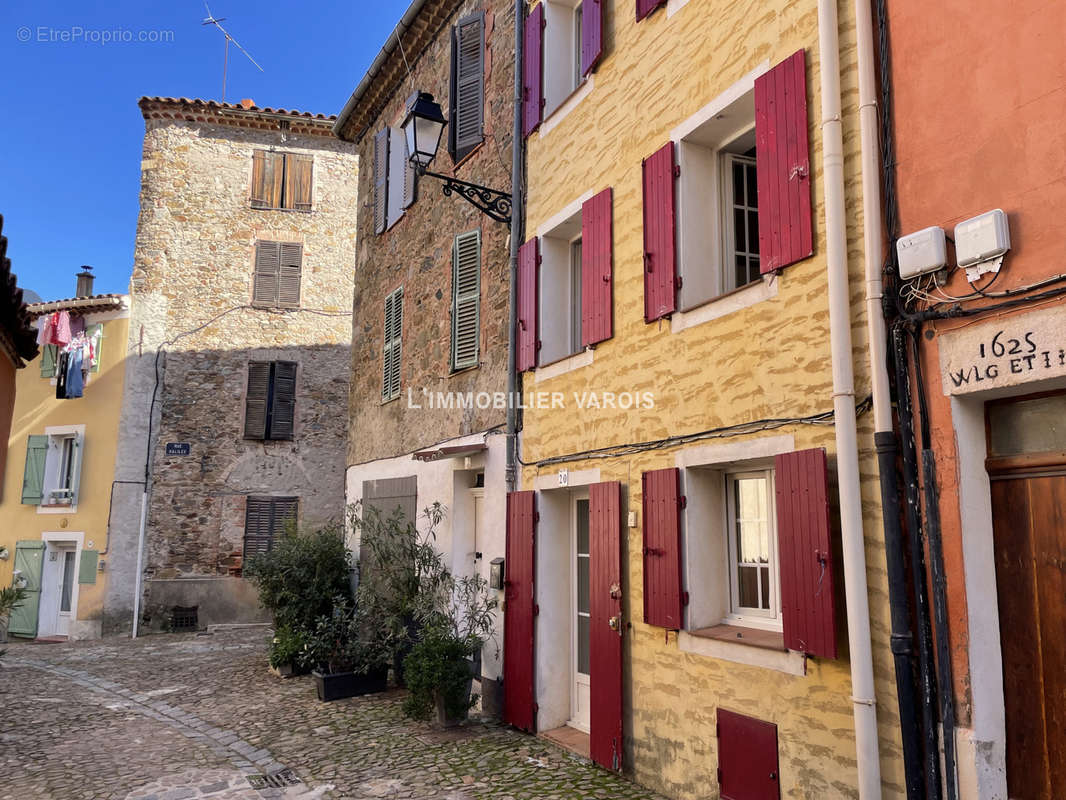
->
{"left": 588, "top": 481, "right": 624, "bottom": 771}
{"left": 987, "top": 392, "right": 1066, "bottom": 798}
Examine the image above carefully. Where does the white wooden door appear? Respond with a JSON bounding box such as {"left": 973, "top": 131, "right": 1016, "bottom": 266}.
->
{"left": 39, "top": 544, "right": 77, "bottom": 637}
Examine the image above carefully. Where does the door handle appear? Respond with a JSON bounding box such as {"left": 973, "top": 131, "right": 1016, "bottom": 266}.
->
{"left": 608, "top": 615, "right": 621, "bottom": 631}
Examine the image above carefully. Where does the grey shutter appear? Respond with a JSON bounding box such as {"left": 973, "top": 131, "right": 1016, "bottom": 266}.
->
{"left": 21, "top": 434, "right": 48, "bottom": 505}
{"left": 272, "top": 497, "right": 299, "bottom": 537}
{"left": 452, "top": 230, "right": 481, "bottom": 370}
{"left": 269, "top": 361, "right": 297, "bottom": 440}
{"left": 454, "top": 14, "right": 485, "bottom": 159}
{"left": 382, "top": 289, "right": 403, "bottom": 401}
{"left": 374, "top": 129, "right": 390, "bottom": 234}
{"left": 253, "top": 241, "right": 281, "bottom": 306}
{"left": 362, "top": 476, "right": 417, "bottom": 528}
{"left": 244, "top": 361, "right": 271, "bottom": 439}
{"left": 244, "top": 497, "right": 274, "bottom": 558}
{"left": 40, "top": 344, "right": 57, "bottom": 378}
{"left": 278, "top": 243, "right": 302, "bottom": 307}
{"left": 401, "top": 137, "right": 417, "bottom": 209}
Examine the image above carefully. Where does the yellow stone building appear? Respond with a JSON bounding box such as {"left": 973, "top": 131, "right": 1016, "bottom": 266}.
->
{"left": 506, "top": 0, "right": 904, "bottom": 796}
{"left": 0, "top": 286, "right": 129, "bottom": 641}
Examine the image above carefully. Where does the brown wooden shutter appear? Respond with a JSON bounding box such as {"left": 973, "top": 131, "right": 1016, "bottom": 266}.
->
{"left": 269, "top": 361, "right": 297, "bottom": 441}
{"left": 283, "top": 153, "right": 313, "bottom": 211}
{"left": 581, "top": 188, "right": 613, "bottom": 346}
{"left": 454, "top": 13, "right": 485, "bottom": 159}
{"left": 582, "top": 0, "right": 604, "bottom": 76}
{"left": 503, "top": 490, "right": 537, "bottom": 732}
{"left": 374, "top": 129, "right": 390, "bottom": 234}
{"left": 522, "top": 3, "right": 544, "bottom": 137}
{"left": 253, "top": 241, "right": 281, "bottom": 306}
{"left": 775, "top": 447, "right": 838, "bottom": 658}
{"left": 278, "top": 243, "right": 302, "bottom": 307}
{"left": 250, "top": 150, "right": 269, "bottom": 207}
{"left": 273, "top": 497, "right": 299, "bottom": 535}
{"left": 642, "top": 467, "right": 684, "bottom": 629}
{"left": 756, "top": 49, "right": 813, "bottom": 273}
{"left": 244, "top": 361, "right": 271, "bottom": 439}
{"left": 635, "top": 0, "right": 666, "bottom": 21}
{"left": 642, "top": 142, "right": 678, "bottom": 322}
{"left": 516, "top": 238, "right": 539, "bottom": 372}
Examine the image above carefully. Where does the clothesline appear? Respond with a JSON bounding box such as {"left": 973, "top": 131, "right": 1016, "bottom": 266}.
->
{"left": 35, "top": 310, "right": 102, "bottom": 399}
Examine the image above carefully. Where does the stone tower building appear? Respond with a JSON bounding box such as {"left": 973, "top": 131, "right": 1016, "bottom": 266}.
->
{"left": 105, "top": 98, "right": 358, "bottom": 632}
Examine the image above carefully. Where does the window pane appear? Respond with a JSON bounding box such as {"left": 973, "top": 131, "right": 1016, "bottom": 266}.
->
{"left": 576, "top": 498, "right": 589, "bottom": 552}
{"left": 987, "top": 394, "right": 1066, "bottom": 457}
{"left": 577, "top": 555, "right": 590, "bottom": 614}
{"left": 737, "top": 565, "right": 760, "bottom": 609}
{"left": 577, "top": 614, "right": 590, "bottom": 675}
{"left": 733, "top": 160, "right": 745, "bottom": 201}
{"left": 760, "top": 566, "right": 771, "bottom": 610}
{"left": 745, "top": 164, "right": 757, "bottom": 204}
{"left": 60, "top": 551, "right": 75, "bottom": 612}
{"left": 748, "top": 210, "right": 760, "bottom": 255}
{"left": 570, "top": 240, "right": 583, "bottom": 353}
{"left": 735, "top": 256, "right": 748, "bottom": 290}
{"left": 734, "top": 208, "right": 745, "bottom": 254}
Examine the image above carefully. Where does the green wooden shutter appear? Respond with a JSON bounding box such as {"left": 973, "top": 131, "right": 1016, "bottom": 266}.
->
{"left": 21, "top": 435, "right": 48, "bottom": 505}
{"left": 454, "top": 13, "right": 485, "bottom": 160}
{"left": 8, "top": 541, "right": 45, "bottom": 637}
{"left": 452, "top": 230, "right": 481, "bottom": 370}
{"left": 278, "top": 243, "right": 302, "bottom": 307}
{"left": 244, "top": 362, "right": 271, "bottom": 439}
{"left": 78, "top": 550, "right": 99, "bottom": 584}
{"left": 40, "top": 344, "right": 57, "bottom": 378}
{"left": 382, "top": 289, "right": 403, "bottom": 401}
{"left": 69, "top": 432, "right": 85, "bottom": 506}
{"left": 253, "top": 241, "right": 281, "bottom": 306}
{"left": 87, "top": 324, "right": 104, "bottom": 373}
{"left": 269, "top": 361, "right": 297, "bottom": 440}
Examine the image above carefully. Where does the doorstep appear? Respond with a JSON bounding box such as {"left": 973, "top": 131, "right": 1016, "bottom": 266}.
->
{"left": 541, "top": 725, "right": 591, "bottom": 760}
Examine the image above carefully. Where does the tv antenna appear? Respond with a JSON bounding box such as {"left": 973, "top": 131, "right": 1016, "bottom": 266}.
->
{"left": 201, "top": 2, "right": 264, "bottom": 103}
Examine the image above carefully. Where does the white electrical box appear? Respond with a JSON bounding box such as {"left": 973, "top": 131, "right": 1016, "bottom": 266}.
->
{"left": 896, "top": 226, "right": 947, "bottom": 279}
{"left": 955, "top": 209, "right": 1010, "bottom": 269}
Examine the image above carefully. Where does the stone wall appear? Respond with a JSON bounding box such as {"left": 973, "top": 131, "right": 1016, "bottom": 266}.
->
{"left": 344, "top": 0, "right": 514, "bottom": 466}
{"left": 119, "top": 111, "right": 358, "bottom": 629}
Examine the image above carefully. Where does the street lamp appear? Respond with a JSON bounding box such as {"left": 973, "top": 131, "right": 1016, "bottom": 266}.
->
{"left": 400, "top": 90, "right": 512, "bottom": 224}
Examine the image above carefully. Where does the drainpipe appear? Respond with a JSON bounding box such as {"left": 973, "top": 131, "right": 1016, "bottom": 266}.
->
{"left": 854, "top": 0, "right": 925, "bottom": 795}
{"left": 817, "top": 0, "right": 881, "bottom": 796}
{"left": 505, "top": 0, "right": 524, "bottom": 493}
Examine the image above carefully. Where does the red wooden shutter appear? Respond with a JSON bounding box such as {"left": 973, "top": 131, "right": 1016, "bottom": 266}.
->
{"left": 641, "top": 467, "right": 684, "bottom": 628}
{"left": 589, "top": 481, "right": 624, "bottom": 771}
{"left": 581, "top": 0, "right": 604, "bottom": 76}
{"left": 717, "top": 709, "right": 780, "bottom": 800}
{"left": 642, "top": 142, "right": 678, "bottom": 322}
{"left": 516, "top": 238, "right": 539, "bottom": 372}
{"left": 755, "top": 49, "right": 813, "bottom": 273}
{"left": 504, "top": 490, "right": 537, "bottom": 732}
{"left": 636, "top": 0, "right": 666, "bottom": 22}
{"left": 774, "top": 447, "right": 838, "bottom": 658}
{"left": 522, "top": 3, "right": 544, "bottom": 137}
{"left": 581, "top": 188, "right": 613, "bottom": 347}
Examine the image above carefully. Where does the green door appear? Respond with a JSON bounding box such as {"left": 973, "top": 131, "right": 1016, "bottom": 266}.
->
{"left": 8, "top": 541, "right": 45, "bottom": 638}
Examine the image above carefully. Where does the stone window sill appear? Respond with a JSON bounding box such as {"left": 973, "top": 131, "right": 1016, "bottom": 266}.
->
{"left": 670, "top": 275, "right": 778, "bottom": 334}
{"left": 678, "top": 625, "right": 806, "bottom": 676}
{"left": 534, "top": 348, "right": 594, "bottom": 383}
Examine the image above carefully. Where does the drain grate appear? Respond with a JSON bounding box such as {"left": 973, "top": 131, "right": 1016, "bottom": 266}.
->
{"left": 247, "top": 769, "right": 303, "bottom": 790}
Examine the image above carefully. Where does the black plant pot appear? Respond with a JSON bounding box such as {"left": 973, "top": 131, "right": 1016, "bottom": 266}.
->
{"left": 312, "top": 667, "right": 389, "bottom": 702}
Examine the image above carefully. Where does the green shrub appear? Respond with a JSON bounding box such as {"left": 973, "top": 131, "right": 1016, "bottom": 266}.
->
{"left": 402, "top": 630, "right": 478, "bottom": 721}
{"left": 302, "top": 597, "right": 392, "bottom": 675}
{"left": 268, "top": 625, "right": 307, "bottom": 669}
{"left": 244, "top": 521, "right": 351, "bottom": 635}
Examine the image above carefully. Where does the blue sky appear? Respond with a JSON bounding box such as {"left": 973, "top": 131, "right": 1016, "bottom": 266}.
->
{"left": 0, "top": 0, "right": 409, "bottom": 301}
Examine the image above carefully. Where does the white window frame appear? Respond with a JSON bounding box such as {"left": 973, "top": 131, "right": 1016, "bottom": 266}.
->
{"left": 723, "top": 469, "right": 781, "bottom": 630}
{"left": 38, "top": 424, "right": 85, "bottom": 514}
{"left": 721, "top": 152, "right": 761, "bottom": 293}
{"left": 543, "top": 0, "right": 586, "bottom": 118}
{"left": 537, "top": 209, "right": 584, "bottom": 367}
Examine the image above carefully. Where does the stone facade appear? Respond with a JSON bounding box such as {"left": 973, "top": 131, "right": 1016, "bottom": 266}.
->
{"left": 110, "top": 99, "right": 358, "bottom": 631}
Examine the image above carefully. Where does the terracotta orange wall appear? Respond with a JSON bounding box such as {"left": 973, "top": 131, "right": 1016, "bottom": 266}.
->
{"left": 888, "top": 1, "right": 1066, "bottom": 723}
{"left": 0, "top": 353, "right": 14, "bottom": 503}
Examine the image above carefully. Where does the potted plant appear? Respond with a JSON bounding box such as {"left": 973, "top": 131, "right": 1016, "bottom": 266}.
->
{"left": 268, "top": 626, "right": 306, "bottom": 678}
{"left": 306, "top": 599, "right": 391, "bottom": 702}
{"left": 0, "top": 586, "right": 29, "bottom": 650}
{"left": 403, "top": 569, "right": 498, "bottom": 727}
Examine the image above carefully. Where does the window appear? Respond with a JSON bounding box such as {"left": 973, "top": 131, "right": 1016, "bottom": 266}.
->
{"left": 538, "top": 212, "right": 583, "bottom": 365}
{"left": 373, "top": 128, "right": 416, "bottom": 234}
{"left": 725, "top": 470, "right": 779, "bottom": 625}
{"left": 21, "top": 428, "right": 84, "bottom": 507}
{"left": 250, "top": 150, "right": 313, "bottom": 211}
{"left": 723, "top": 150, "right": 760, "bottom": 291}
{"left": 382, "top": 288, "right": 403, "bottom": 401}
{"left": 449, "top": 13, "right": 485, "bottom": 163}
{"left": 244, "top": 361, "right": 297, "bottom": 441}
{"left": 542, "top": 0, "right": 586, "bottom": 116}
{"left": 244, "top": 496, "right": 298, "bottom": 558}
{"left": 451, "top": 230, "right": 481, "bottom": 371}
{"left": 252, "top": 241, "right": 302, "bottom": 308}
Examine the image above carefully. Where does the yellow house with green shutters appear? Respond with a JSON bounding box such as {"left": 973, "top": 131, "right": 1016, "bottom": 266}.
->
{"left": 501, "top": 0, "right": 906, "bottom": 797}
{"left": 0, "top": 283, "right": 129, "bottom": 641}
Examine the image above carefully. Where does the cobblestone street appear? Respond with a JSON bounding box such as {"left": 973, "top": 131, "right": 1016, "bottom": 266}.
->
{"left": 0, "top": 628, "right": 667, "bottom": 800}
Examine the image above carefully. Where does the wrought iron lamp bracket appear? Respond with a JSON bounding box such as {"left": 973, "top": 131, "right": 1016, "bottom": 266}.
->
{"left": 419, "top": 168, "right": 512, "bottom": 224}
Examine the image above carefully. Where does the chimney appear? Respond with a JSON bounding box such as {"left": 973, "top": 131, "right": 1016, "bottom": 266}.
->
{"left": 240, "top": 98, "right": 255, "bottom": 109}
{"left": 76, "top": 266, "right": 95, "bottom": 298}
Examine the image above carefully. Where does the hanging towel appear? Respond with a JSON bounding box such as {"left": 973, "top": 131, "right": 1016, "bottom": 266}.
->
{"left": 64, "top": 349, "right": 84, "bottom": 398}
{"left": 51, "top": 311, "right": 72, "bottom": 347}
{"left": 36, "top": 316, "right": 52, "bottom": 346}
{"left": 55, "top": 352, "right": 70, "bottom": 399}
